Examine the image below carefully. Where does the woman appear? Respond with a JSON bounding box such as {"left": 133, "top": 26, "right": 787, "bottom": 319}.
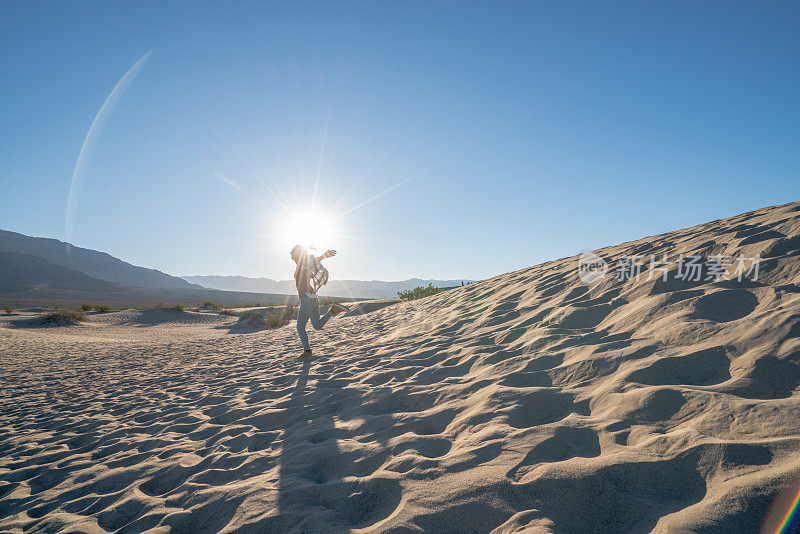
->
{"left": 291, "top": 245, "right": 348, "bottom": 357}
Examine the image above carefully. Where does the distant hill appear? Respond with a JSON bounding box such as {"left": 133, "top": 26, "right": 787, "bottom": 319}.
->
{"left": 0, "top": 229, "right": 199, "bottom": 290}
{"left": 0, "top": 251, "right": 118, "bottom": 293}
{"left": 0, "top": 230, "right": 301, "bottom": 308}
{"left": 180, "top": 275, "right": 475, "bottom": 299}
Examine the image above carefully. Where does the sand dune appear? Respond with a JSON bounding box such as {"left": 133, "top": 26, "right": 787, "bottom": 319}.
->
{"left": 2, "top": 201, "right": 800, "bottom": 533}
{"left": 2, "top": 309, "right": 239, "bottom": 344}
{"left": 342, "top": 299, "right": 401, "bottom": 317}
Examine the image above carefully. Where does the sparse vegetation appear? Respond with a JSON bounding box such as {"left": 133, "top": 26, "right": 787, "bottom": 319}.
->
{"left": 237, "top": 305, "right": 298, "bottom": 329}
{"left": 398, "top": 283, "right": 444, "bottom": 301}
{"left": 4, "top": 306, "right": 13, "bottom": 315}
{"left": 219, "top": 309, "right": 238, "bottom": 316}
{"left": 233, "top": 302, "right": 272, "bottom": 308}
{"left": 37, "top": 308, "right": 85, "bottom": 325}
{"left": 228, "top": 302, "right": 258, "bottom": 308}
{"left": 202, "top": 301, "right": 224, "bottom": 310}
{"left": 153, "top": 302, "right": 185, "bottom": 311}
{"left": 265, "top": 305, "right": 298, "bottom": 328}
{"left": 231, "top": 300, "right": 311, "bottom": 308}
{"left": 237, "top": 309, "right": 266, "bottom": 328}
{"left": 81, "top": 303, "right": 112, "bottom": 312}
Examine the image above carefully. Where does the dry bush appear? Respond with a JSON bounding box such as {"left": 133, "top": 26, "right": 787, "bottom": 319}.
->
{"left": 37, "top": 308, "right": 85, "bottom": 325}
{"left": 398, "top": 283, "right": 443, "bottom": 300}
{"left": 236, "top": 306, "right": 298, "bottom": 329}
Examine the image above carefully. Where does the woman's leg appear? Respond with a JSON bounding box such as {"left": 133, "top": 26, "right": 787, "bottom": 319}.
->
{"left": 296, "top": 296, "right": 313, "bottom": 351}
{"left": 308, "top": 297, "right": 331, "bottom": 331}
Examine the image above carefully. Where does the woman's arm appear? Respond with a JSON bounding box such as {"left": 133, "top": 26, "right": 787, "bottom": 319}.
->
{"left": 315, "top": 249, "right": 337, "bottom": 262}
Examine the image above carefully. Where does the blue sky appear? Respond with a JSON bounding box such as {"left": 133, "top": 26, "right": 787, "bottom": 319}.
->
{"left": 1, "top": 2, "right": 798, "bottom": 281}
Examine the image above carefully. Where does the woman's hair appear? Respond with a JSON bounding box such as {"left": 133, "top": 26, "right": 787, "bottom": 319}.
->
{"left": 290, "top": 245, "right": 306, "bottom": 260}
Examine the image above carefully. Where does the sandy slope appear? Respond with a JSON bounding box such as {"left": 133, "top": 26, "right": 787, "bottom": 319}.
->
{"left": 1, "top": 201, "right": 800, "bottom": 533}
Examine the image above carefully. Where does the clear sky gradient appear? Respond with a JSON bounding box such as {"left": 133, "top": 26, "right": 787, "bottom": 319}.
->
{"left": 2, "top": 2, "right": 799, "bottom": 281}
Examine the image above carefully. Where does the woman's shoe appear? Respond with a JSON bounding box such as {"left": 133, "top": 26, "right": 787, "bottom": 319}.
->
{"left": 299, "top": 350, "right": 312, "bottom": 358}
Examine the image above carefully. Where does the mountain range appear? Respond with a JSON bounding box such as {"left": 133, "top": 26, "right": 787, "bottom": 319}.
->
{"left": 0, "top": 229, "right": 471, "bottom": 306}
{"left": 0, "top": 229, "right": 198, "bottom": 290}
{"left": 0, "top": 230, "right": 293, "bottom": 307}
{"left": 179, "top": 275, "right": 474, "bottom": 299}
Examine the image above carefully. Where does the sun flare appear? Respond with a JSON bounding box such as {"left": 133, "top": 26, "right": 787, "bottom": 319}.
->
{"left": 279, "top": 208, "right": 337, "bottom": 252}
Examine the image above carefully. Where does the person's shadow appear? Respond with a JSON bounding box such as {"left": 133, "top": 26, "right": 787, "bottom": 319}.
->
{"left": 270, "top": 357, "right": 401, "bottom": 533}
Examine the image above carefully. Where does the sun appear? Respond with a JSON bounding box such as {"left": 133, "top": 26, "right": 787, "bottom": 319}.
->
{"left": 279, "top": 208, "right": 337, "bottom": 252}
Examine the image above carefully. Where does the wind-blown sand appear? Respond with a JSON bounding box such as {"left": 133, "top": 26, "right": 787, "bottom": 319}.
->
{"left": 2, "top": 201, "right": 800, "bottom": 533}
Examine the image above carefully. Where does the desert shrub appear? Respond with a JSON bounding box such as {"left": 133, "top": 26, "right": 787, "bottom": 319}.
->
{"left": 237, "top": 309, "right": 266, "bottom": 328}
{"left": 265, "top": 305, "right": 298, "bottom": 328}
{"left": 219, "top": 309, "right": 238, "bottom": 316}
{"left": 237, "top": 306, "right": 298, "bottom": 329}
{"left": 81, "top": 303, "right": 93, "bottom": 311}
{"left": 235, "top": 302, "right": 266, "bottom": 308}
{"left": 37, "top": 308, "right": 85, "bottom": 325}
{"left": 4, "top": 306, "right": 13, "bottom": 315}
{"left": 155, "top": 302, "right": 168, "bottom": 308}
{"left": 202, "top": 301, "right": 224, "bottom": 310}
{"left": 93, "top": 304, "right": 111, "bottom": 313}
{"left": 174, "top": 303, "right": 185, "bottom": 312}
{"left": 398, "top": 283, "right": 443, "bottom": 301}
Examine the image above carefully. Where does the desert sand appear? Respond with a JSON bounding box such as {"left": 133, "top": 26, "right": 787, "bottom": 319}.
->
{"left": 2, "top": 201, "right": 800, "bottom": 533}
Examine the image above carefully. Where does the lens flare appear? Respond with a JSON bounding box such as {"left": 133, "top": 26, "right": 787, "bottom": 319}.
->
{"left": 762, "top": 477, "right": 800, "bottom": 534}
{"left": 776, "top": 488, "right": 800, "bottom": 534}
{"left": 279, "top": 208, "right": 337, "bottom": 252}
{"left": 65, "top": 50, "right": 152, "bottom": 244}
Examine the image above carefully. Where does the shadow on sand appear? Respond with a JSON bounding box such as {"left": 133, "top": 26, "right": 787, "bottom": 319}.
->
{"left": 242, "top": 357, "right": 403, "bottom": 533}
